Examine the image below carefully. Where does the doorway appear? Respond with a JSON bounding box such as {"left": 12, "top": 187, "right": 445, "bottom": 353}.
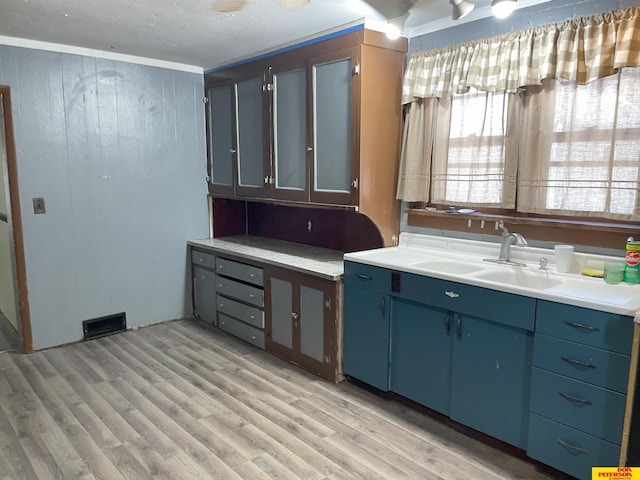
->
{"left": 0, "top": 87, "right": 32, "bottom": 353}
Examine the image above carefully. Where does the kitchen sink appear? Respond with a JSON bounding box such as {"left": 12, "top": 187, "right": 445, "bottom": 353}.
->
{"left": 473, "top": 269, "right": 563, "bottom": 290}
{"left": 412, "top": 260, "right": 484, "bottom": 275}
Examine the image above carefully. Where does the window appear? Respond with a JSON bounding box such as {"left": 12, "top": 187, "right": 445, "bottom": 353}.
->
{"left": 426, "top": 68, "right": 640, "bottom": 222}
{"left": 518, "top": 69, "right": 640, "bottom": 221}
{"left": 432, "top": 89, "right": 517, "bottom": 208}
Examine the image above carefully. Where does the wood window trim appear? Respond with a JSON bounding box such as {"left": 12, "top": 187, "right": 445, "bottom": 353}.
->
{"left": 406, "top": 207, "right": 638, "bottom": 250}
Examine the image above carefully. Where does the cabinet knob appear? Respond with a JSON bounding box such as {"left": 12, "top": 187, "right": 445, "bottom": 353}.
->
{"left": 219, "top": 303, "right": 224, "bottom": 308}
{"left": 306, "top": 146, "right": 313, "bottom": 152}
{"left": 229, "top": 148, "right": 236, "bottom": 154}
{"left": 218, "top": 283, "right": 224, "bottom": 288}
{"left": 250, "top": 315, "right": 256, "bottom": 319}
{"left": 444, "top": 291, "right": 460, "bottom": 299}
{"left": 249, "top": 294, "right": 255, "bottom": 298}
{"left": 292, "top": 312, "right": 299, "bottom": 320}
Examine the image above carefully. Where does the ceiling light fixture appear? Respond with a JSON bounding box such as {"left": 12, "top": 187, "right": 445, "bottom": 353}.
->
{"left": 491, "top": 0, "right": 518, "bottom": 18}
{"left": 450, "top": 0, "right": 475, "bottom": 21}
{"left": 385, "top": 12, "right": 410, "bottom": 39}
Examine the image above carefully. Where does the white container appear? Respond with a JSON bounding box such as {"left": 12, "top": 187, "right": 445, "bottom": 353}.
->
{"left": 555, "top": 245, "right": 574, "bottom": 273}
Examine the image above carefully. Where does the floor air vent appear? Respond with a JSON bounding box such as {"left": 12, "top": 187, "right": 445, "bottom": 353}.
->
{"left": 83, "top": 312, "right": 126, "bottom": 340}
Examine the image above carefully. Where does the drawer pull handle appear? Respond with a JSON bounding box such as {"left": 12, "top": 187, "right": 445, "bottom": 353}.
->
{"left": 357, "top": 274, "right": 373, "bottom": 280}
{"left": 250, "top": 315, "right": 255, "bottom": 319}
{"left": 557, "top": 438, "right": 589, "bottom": 455}
{"left": 250, "top": 273, "right": 256, "bottom": 277}
{"left": 218, "top": 264, "right": 224, "bottom": 268}
{"left": 558, "top": 391, "right": 592, "bottom": 406}
{"left": 218, "top": 284, "right": 224, "bottom": 288}
{"left": 219, "top": 303, "right": 224, "bottom": 308}
{"left": 380, "top": 297, "right": 385, "bottom": 317}
{"left": 445, "top": 291, "right": 459, "bottom": 299}
{"left": 249, "top": 294, "right": 255, "bottom": 298}
{"left": 455, "top": 315, "right": 462, "bottom": 339}
{"left": 561, "top": 356, "right": 596, "bottom": 369}
{"left": 563, "top": 320, "right": 600, "bottom": 332}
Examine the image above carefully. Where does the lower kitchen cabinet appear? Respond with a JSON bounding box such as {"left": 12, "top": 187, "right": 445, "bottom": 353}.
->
{"left": 265, "top": 265, "right": 341, "bottom": 382}
{"left": 390, "top": 299, "right": 450, "bottom": 412}
{"left": 343, "top": 285, "right": 390, "bottom": 392}
{"left": 389, "top": 297, "right": 532, "bottom": 448}
{"left": 343, "top": 260, "right": 636, "bottom": 480}
{"left": 450, "top": 314, "right": 532, "bottom": 449}
{"left": 191, "top": 249, "right": 217, "bottom": 325}
{"left": 193, "top": 266, "right": 217, "bottom": 325}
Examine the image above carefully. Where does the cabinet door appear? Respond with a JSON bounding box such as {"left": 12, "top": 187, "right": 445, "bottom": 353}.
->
{"left": 390, "top": 299, "right": 451, "bottom": 415}
{"left": 272, "top": 66, "right": 308, "bottom": 201}
{"left": 297, "top": 276, "right": 338, "bottom": 380}
{"left": 266, "top": 275, "right": 294, "bottom": 361}
{"left": 343, "top": 284, "right": 390, "bottom": 391}
{"left": 309, "top": 48, "right": 359, "bottom": 206}
{"left": 193, "top": 266, "right": 217, "bottom": 325}
{"left": 450, "top": 315, "right": 533, "bottom": 449}
{"left": 235, "top": 76, "right": 269, "bottom": 198}
{"left": 206, "top": 83, "right": 235, "bottom": 196}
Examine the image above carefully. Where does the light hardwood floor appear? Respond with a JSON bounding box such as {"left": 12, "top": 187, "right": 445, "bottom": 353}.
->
{"left": 0, "top": 319, "right": 571, "bottom": 479}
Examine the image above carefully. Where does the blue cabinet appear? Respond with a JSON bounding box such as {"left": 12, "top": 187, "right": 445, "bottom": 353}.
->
{"left": 450, "top": 314, "right": 533, "bottom": 449}
{"left": 390, "top": 299, "right": 451, "bottom": 414}
{"left": 527, "top": 300, "right": 632, "bottom": 480}
{"left": 345, "top": 261, "right": 535, "bottom": 449}
{"left": 343, "top": 260, "right": 392, "bottom": 391}
{"left": 343, "top": 284, "right": 390, "bottom": 391}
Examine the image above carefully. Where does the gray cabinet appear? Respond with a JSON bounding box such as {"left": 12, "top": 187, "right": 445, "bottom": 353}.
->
{"left": 191, "top": 249, "right": 217, "bottom": 325}
{"left": 193, "top": 266, "right": 217, "bottom": 325}
{"left": 265, "top": 265, "right": 341, "bottom": 382}
{"left": 214, "top": 256, "right": 265, "bottom": 348}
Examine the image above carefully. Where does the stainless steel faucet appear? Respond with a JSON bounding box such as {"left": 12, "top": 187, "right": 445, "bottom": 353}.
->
{"left": 484, "top": 221, "right": 528, "bottom": 267}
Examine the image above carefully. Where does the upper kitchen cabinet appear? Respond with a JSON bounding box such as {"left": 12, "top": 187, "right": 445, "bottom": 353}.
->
{"left": 271, "top": 61, "right": 308, "bottom": 202}
{"left": 206, "top": 82, "right": 235, "bottom": 196}
{"left": 205, "top": 29, "right": 408, "bottom": 246}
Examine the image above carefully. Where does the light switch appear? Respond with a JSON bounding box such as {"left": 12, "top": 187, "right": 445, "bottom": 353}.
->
{"left": 33, "top": 197, "right": 46, "bottom": 214}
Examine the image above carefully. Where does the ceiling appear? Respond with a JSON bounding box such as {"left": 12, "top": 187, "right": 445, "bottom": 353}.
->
{"left": 0, "top": 0, "right": 550, "bottom": 72}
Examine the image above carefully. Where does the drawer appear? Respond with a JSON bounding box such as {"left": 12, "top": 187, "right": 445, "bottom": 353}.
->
{"left": 216, "top": 276, "right": 263, "bottom": 307}
{"left": 216, "top": 257, "right": 263, "bottom": 286}
{"left": 530, "top": 368, "right": 626, "bottom": 444}
{"left": 534, "top": 334, "right": 630, "bottom": 393}
{"left": 216, "top": 294, "right": 264, "bottom": 329}
{"left": 399, "top": 272, "right": 535, "bottom": 331}
{"left": 191, "top": 248, "right": 216, "bottom": 270}
{"left": 218, "top": 314, "right": 265, "bottom": 349}
{"left": 536, "top": 301, "right": 633, "bottom": 355}
{"left": 344, "top": 261, "right": 391, "bottom": 294}
{"left": 527, "top": 413, "right": 620, "bottom": 480}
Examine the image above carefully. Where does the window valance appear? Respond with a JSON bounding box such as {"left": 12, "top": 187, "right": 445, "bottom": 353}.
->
{"left": 401, "top": 7, "right": 640, "bottom": 102}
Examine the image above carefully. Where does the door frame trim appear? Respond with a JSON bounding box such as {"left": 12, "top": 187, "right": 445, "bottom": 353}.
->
{"left": 1, "top": 86, "right": 32, "bottom": 353}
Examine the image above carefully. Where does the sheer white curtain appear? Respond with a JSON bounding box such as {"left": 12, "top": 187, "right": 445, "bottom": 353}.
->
{"left": 430, "top": 89, "right": 518, "bottom": 208}
{"left": 518, "top": 70, "right": 640, "bottom": 220}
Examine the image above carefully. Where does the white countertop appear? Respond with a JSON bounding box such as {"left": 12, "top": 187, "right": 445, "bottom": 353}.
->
{"left": 189, "top": 235, "right": 344, "bottom": 280}
{"left": 344, "top": 233, "right": 640, "bottom": 318}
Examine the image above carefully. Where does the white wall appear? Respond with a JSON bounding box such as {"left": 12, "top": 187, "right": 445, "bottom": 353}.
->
{"left": 0, "top": 45, "right": 209, "bottom": 350}
{"left": 0, "top": 105, "right": 17, "bottom": 330}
